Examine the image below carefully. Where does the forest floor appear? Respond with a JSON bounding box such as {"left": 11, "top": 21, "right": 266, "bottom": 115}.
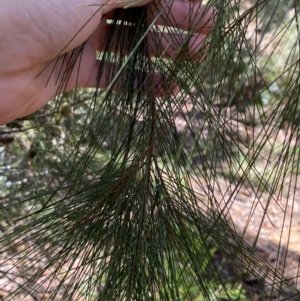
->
{"left": 175, "top": 98, "right": 300, "bottom": 300}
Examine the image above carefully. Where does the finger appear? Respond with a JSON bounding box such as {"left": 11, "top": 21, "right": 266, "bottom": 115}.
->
{"left": 149, "top": 0, "right": 216, "bottom": 35}
{"left": 92, "top": 19, "right": 207, "bottom": 59}
{"left": 104, "top": 0, "right": 216, "bottom": 35}
{"left": 148, "top": 30, "right": 207, "bottom": 61}
{"left": 83, "top": 60, "right": 178, "bottom": 97}
{"left": 101, "top": 0, "right": 151, "bottom": 15}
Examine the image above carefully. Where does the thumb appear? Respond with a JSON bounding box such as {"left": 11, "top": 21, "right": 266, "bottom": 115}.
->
{"left": 80, "top": 0, "right": 152, "bottom": 15}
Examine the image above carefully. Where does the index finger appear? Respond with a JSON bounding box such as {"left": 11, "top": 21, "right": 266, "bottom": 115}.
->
{"left": 104, "top": 0, "right": 216, "bottom": 35}
{"left": 149, "top": 0, "right": 216, "bottom": 35}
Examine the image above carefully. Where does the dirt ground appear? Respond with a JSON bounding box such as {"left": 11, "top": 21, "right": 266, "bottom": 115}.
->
{"left": 175, "top": 97, "right": 300, "bottom": 300}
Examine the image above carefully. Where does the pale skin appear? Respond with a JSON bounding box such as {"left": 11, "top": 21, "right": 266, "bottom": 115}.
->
{"left": 0, "top": 0, "right": 215, "bottom": 125}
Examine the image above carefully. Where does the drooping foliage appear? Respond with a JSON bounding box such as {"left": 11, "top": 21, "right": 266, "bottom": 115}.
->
{"left": 1, "top": 0, "right": 300, "bottom": 300}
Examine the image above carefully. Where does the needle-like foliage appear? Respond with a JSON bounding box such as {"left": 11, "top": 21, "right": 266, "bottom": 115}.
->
{"left": 1, "top": 0, "right": 300, "bottom": 300}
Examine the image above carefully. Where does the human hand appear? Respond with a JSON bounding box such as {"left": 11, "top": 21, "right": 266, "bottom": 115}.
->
{"left": 0, "top": 0, "right": 215, "bottom": 125}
